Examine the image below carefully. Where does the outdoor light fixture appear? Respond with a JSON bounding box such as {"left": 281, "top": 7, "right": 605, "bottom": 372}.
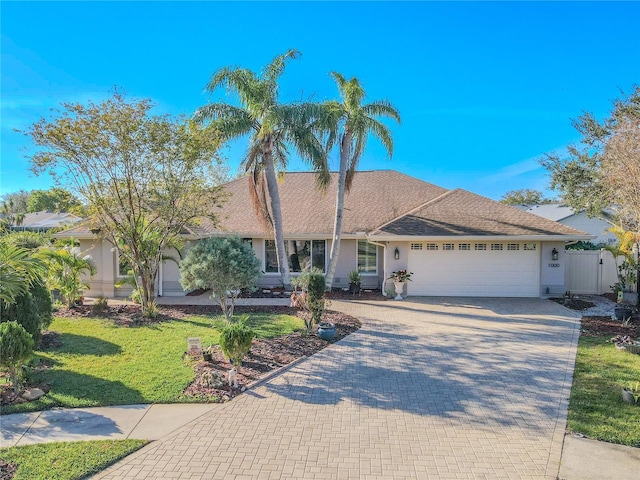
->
{"left": 394, "top": 247, "right": 400, "bottom": 260}
{"left": 551, "top": 248, "right": 559, "bottom": 261}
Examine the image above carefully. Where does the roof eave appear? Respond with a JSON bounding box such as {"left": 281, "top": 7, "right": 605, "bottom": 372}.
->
{"left": 366, "top": 234, "right": 596, "bottom": 242}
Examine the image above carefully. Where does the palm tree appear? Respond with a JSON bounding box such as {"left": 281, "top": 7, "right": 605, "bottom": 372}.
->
{"left": 0, "top": 243, "right": 44, "bottom": 305}
{"left": 39, "top": 245, "right": 97, "bottom": 308}
{"left": 194, "top": 50, "right": 328, "bottom": 287}
{"left": 322, "top": 73, "right": 401, "bottom": 289}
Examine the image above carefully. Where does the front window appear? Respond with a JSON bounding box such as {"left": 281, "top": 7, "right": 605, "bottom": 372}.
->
{"left": 264, "top": 240, "right": 326, "bottom": 273}
{"left": 357, "top": 240, "right": 377, "bottom": 275}
{"left": 117, "top": 251, "right": 132, "bottom": 278}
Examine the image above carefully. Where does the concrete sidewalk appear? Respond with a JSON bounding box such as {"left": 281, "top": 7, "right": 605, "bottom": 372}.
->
{"left": 0, "top": 404, "right": 217, "bottom": 447}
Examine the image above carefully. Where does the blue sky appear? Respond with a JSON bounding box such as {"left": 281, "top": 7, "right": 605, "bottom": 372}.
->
{"left": 2, "top": 1, "right": 639, "bottom": 200}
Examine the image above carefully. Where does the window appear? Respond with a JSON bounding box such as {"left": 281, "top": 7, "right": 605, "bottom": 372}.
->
{"left": 410, "top": 243, "right": 423, "bottom": 250}
{"left": 264, "top": 240, "right": 326, "bottom": 273}
{"left": 443, "top": 243, "right": 455, "bottom": 251}
{"left": 117, "top": 251, "right": 132, "bottom": 278}
{"left": 474, "top": 243, "right": 487, "bottom": 251}
{"left": 524, "top": 243, "right": 537, "bottom": 251}
{"left": 357, "top": 240, "right": 377, "bottom": 274}
{"left": 507, "top": 243, "right": 520, "bottom": 251}
{"left": 491, "top": 243, "right": 503, "bottom": 251}
{"left": 425, "top": 243, "right": 438, "bottom": 251}
{"left": 459, "top": 243, "right": 471, "bottom": 251}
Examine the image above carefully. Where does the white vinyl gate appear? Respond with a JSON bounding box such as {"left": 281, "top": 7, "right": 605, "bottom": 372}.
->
{"left": 564, "top": 250, "right": 619, "bottom": 294}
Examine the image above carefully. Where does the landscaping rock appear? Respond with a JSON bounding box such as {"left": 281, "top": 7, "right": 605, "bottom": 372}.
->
{"left": 21, "top": 388, "right": 45, "bottom": 401}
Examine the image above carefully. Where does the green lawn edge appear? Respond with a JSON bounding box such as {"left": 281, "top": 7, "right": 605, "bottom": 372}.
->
{"left": 1, "top": 312, "right": 303, "bottom": 415}
{"left": 567, "top": 335, "right": 640, "bottom": 447}
{"left": 0, "top": 439, "right": 147, "bottom": 480}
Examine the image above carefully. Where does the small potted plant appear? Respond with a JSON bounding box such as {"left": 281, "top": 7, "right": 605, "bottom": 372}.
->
{"left": 389, "top": 269, "right": 413, "bottom": 300}
{"left": 622, "top": 381, "right": 640, "bottom": 405}
{"left": 348, "top": 270, "right": 361, "bottom": 295}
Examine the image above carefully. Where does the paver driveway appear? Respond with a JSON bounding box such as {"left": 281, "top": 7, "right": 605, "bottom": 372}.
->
{"left": 95, "top": 297, "right": 581, "bottom": 480}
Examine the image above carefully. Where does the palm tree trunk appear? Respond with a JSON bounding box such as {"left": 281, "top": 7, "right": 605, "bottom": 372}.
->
{"left": 325, "top": 132, "right": 352, "bottom": 290}
{"left": 262, "top": 146, "right": 291, "bottom": 288}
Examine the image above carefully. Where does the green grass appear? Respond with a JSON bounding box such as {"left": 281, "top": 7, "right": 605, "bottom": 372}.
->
{"left": 568, "top": 336, "right": 640, "bottom": 447}
{"left": 0, "top": 439, "right": 146, "bottom": 480}
{"left": 1, "top": 312, "right": 303, "bottom": 414}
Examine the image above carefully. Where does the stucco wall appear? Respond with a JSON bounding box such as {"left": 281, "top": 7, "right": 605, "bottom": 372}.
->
{"left": 540, "top": 241, "right": 566, "bottom": 296}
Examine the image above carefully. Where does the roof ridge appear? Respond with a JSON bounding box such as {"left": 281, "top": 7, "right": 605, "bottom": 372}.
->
{"left": 371, "top": 188, "right": 455, "bottom": 232}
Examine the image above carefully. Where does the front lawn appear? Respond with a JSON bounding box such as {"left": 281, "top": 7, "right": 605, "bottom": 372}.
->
{"left": 0, "top": 440, "right": 146, "bottom": 480}
{"left": 1, "top": 311, "right": 303, "bottom": 414}
{"left": 568, "top": 335, "right": 640, "bottom": 447}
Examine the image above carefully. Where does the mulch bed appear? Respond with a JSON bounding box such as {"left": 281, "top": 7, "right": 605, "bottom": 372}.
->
{"left": 550, "top": 297, "right": 596, "bottom": 310}
{"left": 581, "top": 315, "right": 640, "bottom": 338}
{"left": 182, "top": 309, "right": 361, "bottom": 402}
{"left": 0, "top": 460, "right": 17, "bottom": 480}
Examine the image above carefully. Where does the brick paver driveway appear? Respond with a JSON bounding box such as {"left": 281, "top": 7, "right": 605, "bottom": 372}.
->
{"left": 95, "top": 297, "right": 580, "bottom": 480}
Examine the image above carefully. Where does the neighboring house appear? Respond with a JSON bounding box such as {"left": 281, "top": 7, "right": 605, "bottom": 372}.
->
{"left": 516, "top": 203, "right": 616, "bottom": 246}
{"left": 8, "top": 210, "right": 83, "bottom": 232}
{"left": 56, "top": 170, "right": 592, "bottom": 299}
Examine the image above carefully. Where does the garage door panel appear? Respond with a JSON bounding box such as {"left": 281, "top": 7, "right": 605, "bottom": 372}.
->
{"left": 407, "top": 247, "right": 540, "bottom": 297}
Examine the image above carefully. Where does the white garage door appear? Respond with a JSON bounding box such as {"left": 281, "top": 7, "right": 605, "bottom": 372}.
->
{"left": 407, "top": 241, "right": 540, "bottom": 297}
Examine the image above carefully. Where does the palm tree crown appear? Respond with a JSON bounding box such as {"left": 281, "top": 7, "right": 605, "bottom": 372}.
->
{"left": 194, "top": 50, "right": 328, "bottom": 286}
{"left": 323, "top": 72, "right": 401, "bottom": 289}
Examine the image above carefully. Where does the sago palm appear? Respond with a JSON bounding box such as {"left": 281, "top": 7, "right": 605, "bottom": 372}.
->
{"left": 194, "top": 50, "right": 328, "bottom": 287}
{"left": 322, "top": 73, "right": 401, "bottom": 289}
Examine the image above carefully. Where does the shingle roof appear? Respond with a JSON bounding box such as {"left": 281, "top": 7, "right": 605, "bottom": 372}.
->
{"left": 208, "top": 170, "right": 448, "bottom": 236}
{"left": 13, "top": 211, "right": 82, "bottom": 229}
{"left": 370, "top": 189, "right": 589, "bottom": 238}
{"left": 55, "top": 171, "right": 591, "bottom": 240}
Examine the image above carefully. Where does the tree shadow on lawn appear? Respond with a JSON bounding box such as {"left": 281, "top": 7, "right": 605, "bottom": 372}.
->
{"left": 17, "top": 370, "right": 148, "bottom": 413}
{"left": 46, "top": 333, "right": 122, "bottom": 356}
{"left": 264, "top": 315, "right": 577, "bottom": 433}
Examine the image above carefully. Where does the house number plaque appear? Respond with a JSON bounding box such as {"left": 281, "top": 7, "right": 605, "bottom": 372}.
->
{"left": 548, "top": 263, "right": 560, "bottom": 268}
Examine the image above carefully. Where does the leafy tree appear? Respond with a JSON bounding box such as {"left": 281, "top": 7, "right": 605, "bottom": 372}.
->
{"left": 0, "top": 243, "right": 44, "bottom": 305}
{"left": 321, "top": 73, "right": 400, "bottom": 289}
{"left": 541, "top": 86, "right": 640, "bottom": 228}
{"left": 25, "top": 92, "right": 225, "bottom": 317}
{"left": 195, "top": 50, "right": 327, "bottom": 288}
{"left": 0, "top": 321, "right": 34, "bottom": 393}
{"left": 500, "top": 189, "right": 552, "bottom": 205}
{"left": 1, "top": 190, "right": 30, "bottom": 216}
{"left": 180, "top": 236, "right": 261, "bottom": 322}
{"left": 27, "top": 188, "right": 84, "bottom": 214}
{"left": 39, "top": 245, "right": 96, "bottom": 308}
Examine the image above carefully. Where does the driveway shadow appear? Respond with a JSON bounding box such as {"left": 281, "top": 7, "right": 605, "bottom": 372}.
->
{"left": 265, "top": 299, "right": 580, "bottom": 432}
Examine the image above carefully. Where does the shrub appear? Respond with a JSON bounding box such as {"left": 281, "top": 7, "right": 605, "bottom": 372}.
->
{"left": 218, "top": 320, "right": 255, "bottom": 367}
{"left": 0, "top": 291, "right": 43, "bottom": 345}
{"left": 306, "top": 273, "right": 326, "bottom": 332}
{"left": 180, "top": 236, "right": 261, "bottom": 322}
{"left": 30, "top": 281, "right": 53, "bottom": 330}
{"left": 0, "top": 321, "right": 34, "bottom": 393}
{"left": 91, "top": 296, "right": 109, "bottom": 315}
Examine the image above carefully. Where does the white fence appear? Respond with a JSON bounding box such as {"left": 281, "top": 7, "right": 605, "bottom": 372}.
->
{"left": 564, "top": 250, "right": 619, "bottom": 295}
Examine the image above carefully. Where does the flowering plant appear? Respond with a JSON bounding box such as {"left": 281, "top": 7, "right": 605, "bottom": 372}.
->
{"left": 389, "top": 269, "right": 413, "bottom": 282}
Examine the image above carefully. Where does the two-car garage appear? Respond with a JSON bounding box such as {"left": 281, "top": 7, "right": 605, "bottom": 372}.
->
{"left": 406, "top": 241, "right": 541, "bottom": 297}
